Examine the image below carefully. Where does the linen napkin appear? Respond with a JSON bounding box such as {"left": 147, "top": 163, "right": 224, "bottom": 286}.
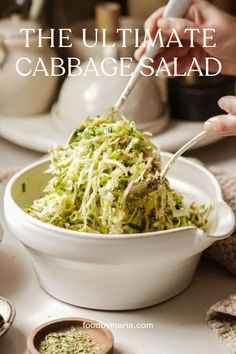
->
{"left": 204, "top": 168, "right": 236, "bottom": 353}
{"left": 205, "top": 168, "right": 236, "bottom": 275}
{"left": 206, "top": 294, "right": 236, "bottom": 354}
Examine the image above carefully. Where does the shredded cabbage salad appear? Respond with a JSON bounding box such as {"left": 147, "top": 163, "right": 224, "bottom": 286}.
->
{"left": 26, "top": 113, "right": 211, "bottom": 234}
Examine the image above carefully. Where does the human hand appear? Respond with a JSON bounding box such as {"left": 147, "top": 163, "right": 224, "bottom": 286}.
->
{"left": 204, "top": 96, "right": 236, "bottom": 136}
{"left": 135, "top": 0, "right": 236, "bottom": 76}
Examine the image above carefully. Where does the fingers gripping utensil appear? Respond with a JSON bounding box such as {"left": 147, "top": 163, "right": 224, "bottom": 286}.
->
{"left": 162, "top": 113, "right": 236, "bottom": 179}
{"left": 29, "top": 0, "right": 44, "bottom": 20}
{"left": 67, "top": 0, "right": 193, "bottom": 145}
{"left": 114, "top": 0, "right": 193, "bottom": 113}
{"left": 128, "top": 115, "right": 236, "bottom": 199}
{"left": 160, "top": 131, "right": 208, "bottom": 179}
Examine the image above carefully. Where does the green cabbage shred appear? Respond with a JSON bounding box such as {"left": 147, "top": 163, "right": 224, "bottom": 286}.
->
{"left": 26, "top": 113, "right": 211, "bottom": 234}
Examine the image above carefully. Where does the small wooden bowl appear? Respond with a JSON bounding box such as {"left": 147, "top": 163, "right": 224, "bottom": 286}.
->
{"left": 27, "top": 317, "right": 114, "bottom": 354}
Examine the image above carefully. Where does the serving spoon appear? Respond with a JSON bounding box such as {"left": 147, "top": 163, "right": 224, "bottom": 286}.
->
{"left": 160, "top": 130, "right": 208, "bottom": 179}
{"left": 126, "top": 115, "right": 236, "bottom": 200}
{"left": 65, "top": 0, "right": 236, "bottom": 184}
{"left": 67, "top": 0, "right": 193, "bottom": 145}
{"left": 161, "top": 113, "right": 236, "bottom": 179}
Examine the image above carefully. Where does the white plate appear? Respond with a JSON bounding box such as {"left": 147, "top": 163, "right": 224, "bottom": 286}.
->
{"left": 0, "top": 113, "right": 220, "bottom": 153}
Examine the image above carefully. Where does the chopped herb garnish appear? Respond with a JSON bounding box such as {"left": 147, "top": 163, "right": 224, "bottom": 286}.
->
{"left": 26, "top": 112, "right": 211, "bottom": 234}
{"left": 22, "top": 183, "right": 26, "bottom": 193}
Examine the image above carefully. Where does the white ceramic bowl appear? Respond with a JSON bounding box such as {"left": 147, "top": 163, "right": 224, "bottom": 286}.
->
{"left": 4, "top": 153, "right": 235, "bottom": 310}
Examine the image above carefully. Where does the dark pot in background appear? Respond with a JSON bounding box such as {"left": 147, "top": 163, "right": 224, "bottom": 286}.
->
{"left": 167, "top": 0, "right": 236, "bottom": 122}
{"left": 168, "top": 75, "right": 235, "bottom": 122}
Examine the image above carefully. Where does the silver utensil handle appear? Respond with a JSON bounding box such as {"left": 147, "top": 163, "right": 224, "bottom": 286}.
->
{"left": 29, "top": 0, "right": 44, "bottom": 20}
{"left": 145, "top": 0, "right": 192, "bottom": 59}
{"left": 114, "top": 0, "right": 193, "bottom": 113}
{"left": 160, "top": 130, "right": 208, "bottom": 179}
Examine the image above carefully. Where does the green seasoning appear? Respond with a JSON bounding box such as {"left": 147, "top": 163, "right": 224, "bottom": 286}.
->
{"left": 39, "top": 327, "right": 101, "bottom": 354}
{"left": 22, "top": 182, "right": 26, "bottom": 193}
{"left": 26, "top": 113, "right": 211, "bottom": 234}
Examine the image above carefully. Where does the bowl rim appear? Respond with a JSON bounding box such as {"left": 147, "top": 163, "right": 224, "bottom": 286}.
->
{"left": 5, "top": 152, "right": 223, "bottom": 240}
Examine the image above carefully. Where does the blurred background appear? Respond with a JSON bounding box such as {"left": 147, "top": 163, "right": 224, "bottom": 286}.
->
{"left": 0, "top": 0, "right": 235, "bottom": 153}
{"left": 0, "top": 0, "right": 235, "bottom": 27}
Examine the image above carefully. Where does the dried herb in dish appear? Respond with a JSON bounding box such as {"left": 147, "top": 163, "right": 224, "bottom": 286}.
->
{"left": 39, "top": 327, "right": 101, "bottom": 354}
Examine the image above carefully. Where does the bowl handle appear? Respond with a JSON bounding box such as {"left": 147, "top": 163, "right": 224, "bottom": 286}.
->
{"left": 205, "top": 201, "right": 235, "bottom": 240}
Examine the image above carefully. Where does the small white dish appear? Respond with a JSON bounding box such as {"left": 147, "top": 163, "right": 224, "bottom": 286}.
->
{"left": 0, "top": 296, "right": 16, "bottom": 337}
{"left": 4, "top": 153, "right": 235, "bottom": 310}
{"left": 0, "top": 114, "right": 65, "bottom": 152}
